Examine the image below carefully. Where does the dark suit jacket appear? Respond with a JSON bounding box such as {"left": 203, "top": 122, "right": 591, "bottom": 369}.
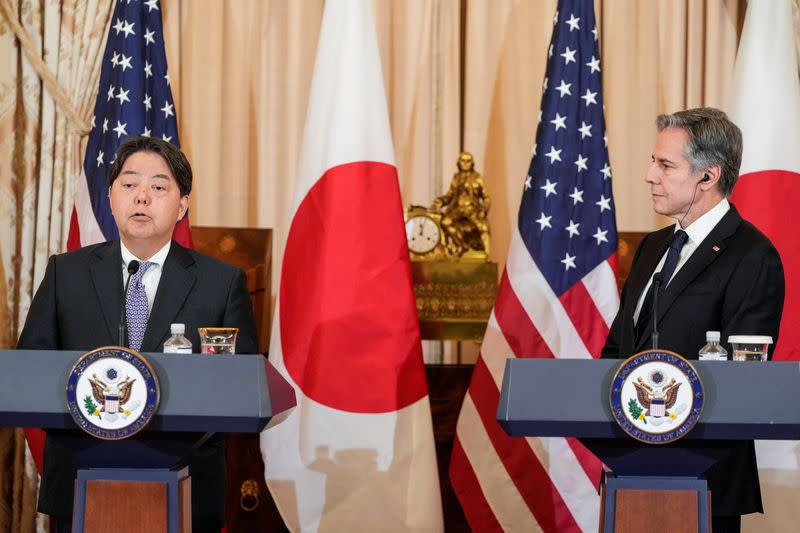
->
{"left": 17, "top": 240, "right": 258, "bottom": 526}
{"left": 602, "top": 204, "right": 785, "bottom": 517}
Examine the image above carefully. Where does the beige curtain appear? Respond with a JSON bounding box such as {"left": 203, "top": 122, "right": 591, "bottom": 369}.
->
{"left": 0, "top": 0, "right": 113, "bottom": 530}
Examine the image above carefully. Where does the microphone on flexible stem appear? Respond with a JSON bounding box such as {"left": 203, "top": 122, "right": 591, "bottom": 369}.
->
{"left": 651, "top": 272, "right": 664, "bottom": 350}
{"left": 118, "top": 260, "right": 140, "bottom": 347}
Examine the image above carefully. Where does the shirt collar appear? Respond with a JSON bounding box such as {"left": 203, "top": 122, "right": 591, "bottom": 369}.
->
{"left": 674, "top": 198, "right": 730, "bottom": 246}
{"left": 120, "top": 240, "right": 172, "bottom": 270}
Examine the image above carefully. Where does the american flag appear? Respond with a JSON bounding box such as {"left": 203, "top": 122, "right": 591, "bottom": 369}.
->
{"left": 67, "top": 0, "right": 191, "bottom": 251}
{"left": 26, "top": 0, "right": 191, "bottom": 475}
{"left": 449, "top": 0, "right": 618, "bottom": 531}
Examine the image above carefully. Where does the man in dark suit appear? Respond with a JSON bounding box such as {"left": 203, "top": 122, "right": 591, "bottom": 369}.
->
{"left": 602, "top": 107, "right": 784, "bottom": 533}
{"left": 17, "top": 136, "right": 258, "bottom": 533}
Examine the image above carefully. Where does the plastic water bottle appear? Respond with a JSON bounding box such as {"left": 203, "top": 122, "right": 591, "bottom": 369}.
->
{"left": 699, "top": 331, "right": 727, "bottom": 361}
{"left": 163, "top": 323, "right": 193, "bottom": 354}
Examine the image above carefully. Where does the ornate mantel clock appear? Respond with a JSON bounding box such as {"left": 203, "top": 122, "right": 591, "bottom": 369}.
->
{"left": 405, "top": 206, "right": 446, "bottom": 260}
{"left": 404, "top": 152, "right": 498, "bottom": 341}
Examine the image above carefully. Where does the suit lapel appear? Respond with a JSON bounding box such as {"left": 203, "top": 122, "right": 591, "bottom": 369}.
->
{"left": 90, "top": 241, "right": 124, "bottom": 343}
{"left": 141, "top": 242, "right": 197, "bottom": 352}
{"left": 635, "top": 206, "right": 742, "bottom": 351}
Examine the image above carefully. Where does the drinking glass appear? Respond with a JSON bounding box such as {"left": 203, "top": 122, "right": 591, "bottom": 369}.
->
{"left": 198, "top": 327, "right": 239, "bottom": 355}
{"left": 728, "top": 335, "right": 772, "bottom": 362}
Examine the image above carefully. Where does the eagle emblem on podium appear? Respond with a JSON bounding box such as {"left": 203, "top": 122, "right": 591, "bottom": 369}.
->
{"left": 609, "top": 350, "right": 704, "bottom": 444}
{"left": 88, "top": 367, "right": 136, "bottom": 417}
{"left": 66, "top": 347, "right": 161, "bottom": 440}
{"left": 632, "top": 372, "right": 681, "bottom": 418}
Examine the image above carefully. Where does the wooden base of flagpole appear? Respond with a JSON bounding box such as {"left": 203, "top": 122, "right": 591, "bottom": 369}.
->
{"left": 72, "top": 468, "right": 191, "bottom": 533}
{"left": 598, "top": 474, "right": 711, "bottom": 533}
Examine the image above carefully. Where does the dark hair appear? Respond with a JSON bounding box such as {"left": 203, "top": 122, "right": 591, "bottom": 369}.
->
{"left": 108, "top": 136, "right": 192, "bottom": 196}
{"left": 656, "top": 107, "right": 742, "bottom": 197}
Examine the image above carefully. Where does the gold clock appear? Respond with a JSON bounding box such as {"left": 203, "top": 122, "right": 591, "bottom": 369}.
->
{"left": 405, "top": 205, "right": 445, "bottom": 260}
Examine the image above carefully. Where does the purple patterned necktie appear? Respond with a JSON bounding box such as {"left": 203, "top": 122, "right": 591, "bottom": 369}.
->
{"left": 126, "top": 261, "right": 154, "bottom": 351}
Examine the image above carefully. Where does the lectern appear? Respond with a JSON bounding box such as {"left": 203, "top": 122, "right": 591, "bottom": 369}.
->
{"left": 0, "top": 350, "right": 296, "bottom": 533}
{"left": 497, "top": 358, "right": 800, "bottom": 533}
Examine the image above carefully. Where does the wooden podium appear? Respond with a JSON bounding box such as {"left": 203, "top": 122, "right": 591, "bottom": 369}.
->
{"left": 497, "top": 358, "right": 800, "bottom": 533}
{"left": 0, "top": 349, "right": 296, "bottom": 533}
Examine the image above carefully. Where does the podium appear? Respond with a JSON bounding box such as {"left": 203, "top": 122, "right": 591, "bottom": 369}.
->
{"left": 497, "top": 358, "right": 800, "bottom": 533}
{"left": 0, "top": 349, "right": 296, "bottom": 533}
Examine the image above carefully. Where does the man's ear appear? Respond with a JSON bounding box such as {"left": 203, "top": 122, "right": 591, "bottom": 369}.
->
{"left": 177, "top": 195, "right": 189, "bottom": 221}
{"left": 700, "top": 166, "right": 721, "bottom": 190}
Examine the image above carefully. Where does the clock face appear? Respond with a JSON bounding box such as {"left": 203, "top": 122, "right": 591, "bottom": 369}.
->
{"left": 406, "top": 215, "right": 441, "bottom": 254}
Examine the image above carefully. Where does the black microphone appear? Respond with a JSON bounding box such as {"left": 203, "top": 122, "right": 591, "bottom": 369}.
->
{"left": 651, "top": 272, "right": 664, "bottom": 350}
{"left": 118, "top": 260, "right": 140, "bottom": 346}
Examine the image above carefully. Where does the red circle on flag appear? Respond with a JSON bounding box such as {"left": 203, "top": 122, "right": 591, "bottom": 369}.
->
{"left": 280, "top": 161, "right": 428, "bottom": 413}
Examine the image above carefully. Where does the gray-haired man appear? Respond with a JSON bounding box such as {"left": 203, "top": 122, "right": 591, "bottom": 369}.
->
{"left": 603, "top": 107, "right": 785, "bottom": 532}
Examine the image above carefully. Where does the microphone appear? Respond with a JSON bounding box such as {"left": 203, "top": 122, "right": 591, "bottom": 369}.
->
{"left": 651, "top": 272, "right": 664, "bottom": 350}
{"left": 118, "top": 260, "right": 140, "bottom": 346}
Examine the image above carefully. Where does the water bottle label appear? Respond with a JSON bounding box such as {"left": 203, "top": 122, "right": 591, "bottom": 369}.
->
{"left": 699, "top": 353, "right": 727, "bottom": 361}
{"left": 164, "top": 345, "right": 193, "bottom": 354}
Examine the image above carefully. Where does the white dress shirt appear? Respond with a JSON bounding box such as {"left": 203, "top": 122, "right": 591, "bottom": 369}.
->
{"left": 120, "top": 240, "right": 172, "bottom": 313}
{"left": 633, "top": 198, "right": 730, "bottom": 325}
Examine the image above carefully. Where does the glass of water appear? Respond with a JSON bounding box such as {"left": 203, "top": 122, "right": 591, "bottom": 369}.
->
{"left": 728, "top": 335, "right": 772, "bottom": 362}
{"left": 198, "top": 327, "right": 239, "bottom": 355}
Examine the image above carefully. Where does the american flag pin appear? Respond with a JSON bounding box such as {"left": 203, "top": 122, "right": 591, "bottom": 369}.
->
{"left": 712, "top": 245, "right": 721, "bottom": 252}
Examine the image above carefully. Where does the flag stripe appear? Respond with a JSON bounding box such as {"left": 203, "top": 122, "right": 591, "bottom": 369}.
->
{"left": 565, "top": 437, "right": 602, "bottom": 491}
{"left": 470, "top": 357, "right": 581, "bottom": 532}
{"left": 479, "top": 316, "right": 601, "bottom": 532}
{"left": 582, "top": 254, "right": 619, "bottom": 327}
{"left": 506, "top": 233, "right": 593, "bottom": 358}
{"left": 559, "top": 279, "right": 610, "bottom": 356}
{"left": 454, "top": 395, "right": 542, "bottom": 532}
{"left": 67, "top": 207, "right": 81, "bottom": 254}
{"left": 73, "top": 169, "right": 106, "bottom": 248}
{"left": 449, "top": 436, "right": 506, "bottom": 533}
{"left": 494, "top": 270, "right": 554, "bottom": 358}
{"left": 489, "top": 273, "right": 610, "bottom": 499}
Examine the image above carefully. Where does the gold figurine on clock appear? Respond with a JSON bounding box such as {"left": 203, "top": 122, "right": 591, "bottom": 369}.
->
{"left": 433, "top": 151, "right": 491, "bottom": 259}
{"left": 405, "top": 152, "right": 498, "bottom": 340}
{"left": 405, "top": 152, "right": 491, "bottom": 262}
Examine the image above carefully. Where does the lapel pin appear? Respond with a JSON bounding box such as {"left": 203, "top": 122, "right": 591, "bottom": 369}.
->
{"left": 712, "top": 245, "right": 720, "bottom": 252}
